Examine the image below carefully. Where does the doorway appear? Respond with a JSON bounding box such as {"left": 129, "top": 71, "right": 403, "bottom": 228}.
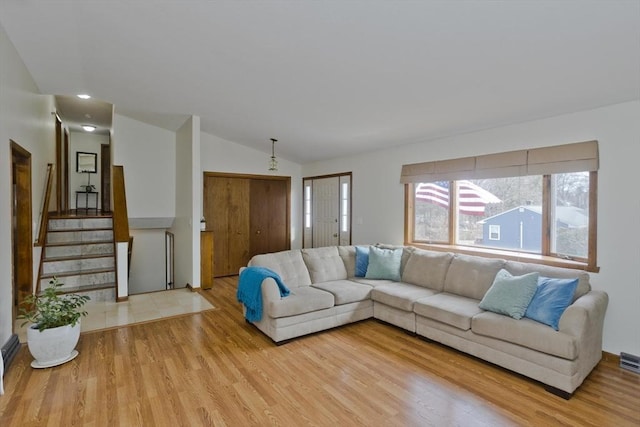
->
{"left": 11, "top": 141, "right": 33, "bottom": 330}
{"left": 101, "top": 143, "right": 111, "bottom": 212}
{"left": 303, "top": 172, "right": 352, "bottom": 248}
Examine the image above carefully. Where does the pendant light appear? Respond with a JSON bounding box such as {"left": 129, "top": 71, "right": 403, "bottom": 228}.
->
{"left": 269, "top": 138, "right": 278, "bottom": 171}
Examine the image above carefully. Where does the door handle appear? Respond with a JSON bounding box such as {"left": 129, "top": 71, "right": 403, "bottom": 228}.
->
{"left": 256, "top": 230, "right": 261, "bottom": 235}
{"left": 333, "top": 233, "right": 338, "bottom": 238}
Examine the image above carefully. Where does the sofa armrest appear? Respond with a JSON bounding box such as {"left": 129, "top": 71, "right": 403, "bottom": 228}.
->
{"left": 238, "top": 267, "right": 289, "bottom": 319}
{"left": 558, "top": 290, "right": 608, "bottom": 338}
{"left": 260, "top": 277, "right": 283, "bottom": 301}
{"left": 260, "top": 277, "right": 288, "bottom": 317}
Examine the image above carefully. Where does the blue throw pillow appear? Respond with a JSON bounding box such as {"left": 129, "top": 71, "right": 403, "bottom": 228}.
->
{"left": 525, "top": 276, "right": 579, "bottom": 330}
{"left": 365, "top": 246, "right": 402, "bottom": 281}
{"left": 355, "top": 246, "right": 370, "bottom": 277}
{"left": 479, "top": 269, "right": 539, "bottom": 319}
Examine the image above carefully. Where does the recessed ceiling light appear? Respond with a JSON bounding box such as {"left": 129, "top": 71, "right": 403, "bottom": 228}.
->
{"left": 82, "top": 125, "right": 96, "bottom": 132}
{"left": 77, "top": 94, "right": 91, "bottom": 99}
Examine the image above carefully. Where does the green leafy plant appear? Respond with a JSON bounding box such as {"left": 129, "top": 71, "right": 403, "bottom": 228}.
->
{"left": 18, "top": 277, "right": 90, "bottom": 332}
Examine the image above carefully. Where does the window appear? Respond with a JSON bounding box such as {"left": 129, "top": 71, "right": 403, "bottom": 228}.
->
{"left": 489, "top": 225, "right": 500, "bottom": 241}
{"left": 304, "top": 183, "right": 312, "bottom": 229}
{"left": 340, "top": 181, "right": 349, "bottom": 233}
{"left": 402, "top": 141, "right": 598, "bottom": 271}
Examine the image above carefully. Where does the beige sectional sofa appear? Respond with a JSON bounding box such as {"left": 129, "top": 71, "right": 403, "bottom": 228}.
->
{"left": 242, "top": 245, "right": 608, "bottom": 398}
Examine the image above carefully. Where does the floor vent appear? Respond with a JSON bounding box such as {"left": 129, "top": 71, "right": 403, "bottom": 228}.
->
{"left": 620, "top": 352, "right": 640, "bottom": 374}
{"left": 1, "top": 334, "right": 20, "bottom": 373}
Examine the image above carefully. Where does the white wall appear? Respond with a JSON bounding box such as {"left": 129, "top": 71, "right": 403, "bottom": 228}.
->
{"left": 200, "top": 132, "right": 303, "bottom": 249}
{"left": 111, "top": 113, "right": 176, "bottom": 219}
{"left": 0, "top": 24, "right": 55, "bottom": 346}
{"left": 128, "top": 229, "right": 167, "bottom": 294}
{"left": 172, "top": 116, "right": 199, "bottom": 288}
{"left": 303, "top": 101, "right": 640, "bottom": 356}
{"left": 111, "top": 113, "right": 179, "bottom": 296}
{"left": 68, "top": 131, "right": 108, "bottom": 210}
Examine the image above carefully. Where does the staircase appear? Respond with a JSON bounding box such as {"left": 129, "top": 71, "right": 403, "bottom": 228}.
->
{"left": 40, "top": 215, "right": 116, "bottom": 301}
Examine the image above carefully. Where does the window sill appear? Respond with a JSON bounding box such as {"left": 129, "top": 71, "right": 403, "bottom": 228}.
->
{"left": 408, "top": 242, "right": 600, "bottom": 273}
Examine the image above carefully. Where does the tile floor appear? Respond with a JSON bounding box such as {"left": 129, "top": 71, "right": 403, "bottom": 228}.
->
{"left": 18, "top": 288, "right": 215, "bottom": 342}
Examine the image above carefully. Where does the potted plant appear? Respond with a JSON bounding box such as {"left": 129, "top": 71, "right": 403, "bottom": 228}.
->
{"left": 18, "top": 277, "right": 90, "bottom": 368}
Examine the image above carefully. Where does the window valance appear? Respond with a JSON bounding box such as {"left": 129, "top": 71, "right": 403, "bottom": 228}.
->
{"left": 400, "top": 140, "right": 598, "bottom": 184}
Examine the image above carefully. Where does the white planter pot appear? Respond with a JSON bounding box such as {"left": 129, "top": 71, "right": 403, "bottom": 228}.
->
{"left": 26, "top": 321, "right": 81, "bottom": 368}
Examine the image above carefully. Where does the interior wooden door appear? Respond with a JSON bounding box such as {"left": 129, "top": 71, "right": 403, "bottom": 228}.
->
{"left": 205, "top": 176, "right": 250, "bottom": 277}
{"left": 11, "top": 141, "right": 32, "bottom": 330}
{"left": 204, "top": 173, "right": 291, "bottom": 277}
{"left": 250, "top": 179, "right": 290, "bottom": 257}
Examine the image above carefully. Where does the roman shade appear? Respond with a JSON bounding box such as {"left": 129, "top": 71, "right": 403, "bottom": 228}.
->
{"left": 400, "top": 140, "right": 598, "bottom": 184}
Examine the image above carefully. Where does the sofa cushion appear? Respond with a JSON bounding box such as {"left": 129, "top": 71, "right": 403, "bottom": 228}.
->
{"left": 249, "top": 250, "right": 312, "bottom": 287}
{"left": 525, "top": 276, "right": 579, "bottom": 330}
{"left": 504, "top": 260, "right": 590, "bottom": 301}
{"left": 413, "top": 293, "right": 484, "bottom": 331}
{"left": 355, "top": 246, "right": 370, "bottom": 277}
{"left": 312, "top": 280, "right": 373, "bottom": 305}
{"left": 376, "top": 244, "right": 413, "bottom": 275}
{"left": 443, "top": 254, "right": 506, "bottom": 300}
{"left": 266, "top": 286, "right": 335, "bottom": 318}
{"left": 478, "top": 269, "right": 539, "bottom": 320}
{"left": 338, "top": 246, "right": 357, "bottom": 277}
{"left": 365, "top": 246, "right": 402, "bottom": 281}
{"left": 351, "top": 278, "right": 396, "bottom": 288}
{"left": 302, "top": 247, "right": 348, "bottom": 283}
{"left": 371, "top": 283, "right": 438, "bottom": 311}
{"left": 402, "top": 249, "right": 453, "bottom": 291}
{"left": 472, "top": 311, "right": 578, "bottom": 360}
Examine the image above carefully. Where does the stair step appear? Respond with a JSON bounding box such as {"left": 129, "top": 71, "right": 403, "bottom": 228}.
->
{"left": 41, "top": 267, "right": 115, "bottom": 280}
{"left": 42, "top": 255, "right": 115, "bottom": 275}
{"left": 59, "top": 283, "right": 117, "bottom": 294}
{"left": 48, "top": 217, "right": 113, "bottom": 230}
{"left": 40, "top": 268, "right": 116, "bottom": 291}
{"left": 44, "top": 253, "right": 114, "bottom": 262}
{"left": 59, "top": 285, "right": 116, "bottom": 302}
{"left": 46, "top": 239, "right": 114, "bottom": 247}
{"left": 45, "top": 241, "right": 113, "bottom": 258}
{"left": 48, "top": 227, "right": 113, "bottom": 233}
{"left": 46, "top": 229, "right": 114, "bottom": 244}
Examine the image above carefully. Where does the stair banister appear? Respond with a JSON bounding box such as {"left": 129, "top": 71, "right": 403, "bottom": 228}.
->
{"left": 35, "top": 163, "right": 55, "bottom": 247}
{"left": 112, "top": 166, "right": 130, "bottom": 301}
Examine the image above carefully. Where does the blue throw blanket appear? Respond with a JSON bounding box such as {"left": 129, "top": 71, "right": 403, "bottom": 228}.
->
{"left": 237, "top": 266, "right": 290, "bottom": 322}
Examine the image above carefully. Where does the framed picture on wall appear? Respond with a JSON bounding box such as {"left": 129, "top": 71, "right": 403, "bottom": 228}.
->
{"left": 76, "top": 152, "right": 97, "bottom": 173}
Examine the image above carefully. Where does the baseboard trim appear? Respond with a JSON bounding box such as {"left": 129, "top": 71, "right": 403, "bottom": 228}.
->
{"left": 602, "top": 351, "right": 620, "bottom": 364}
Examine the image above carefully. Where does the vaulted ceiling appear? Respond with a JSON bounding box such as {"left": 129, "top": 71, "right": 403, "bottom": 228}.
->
{"left": 1, "top": 1, "right": 638, "bottom": 163}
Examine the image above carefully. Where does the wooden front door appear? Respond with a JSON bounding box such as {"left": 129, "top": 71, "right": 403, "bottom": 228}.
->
{"left": 204, "top": 173, "right": 290, "bottom": 277}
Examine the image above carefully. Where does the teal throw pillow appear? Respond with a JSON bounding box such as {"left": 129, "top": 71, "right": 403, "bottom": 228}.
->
{"left": 365, "top": 246, "right": 402, "bottom": 281}
{"left": 479, "top": 269, "right": 539, "bottom": 319}
{"left": 525, "top": 276, "right": 579, "bottom": 330}
{"left": 355, "top": 246, "right": 370, "bottom": 277}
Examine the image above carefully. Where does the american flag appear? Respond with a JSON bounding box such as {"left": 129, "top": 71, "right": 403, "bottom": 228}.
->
{"left": 415, "top": 181, "right": 501, "bottom": 216}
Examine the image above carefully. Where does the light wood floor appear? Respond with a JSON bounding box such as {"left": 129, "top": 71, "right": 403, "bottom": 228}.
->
{"left": 1, "top": 276, "right": 639, "bottom": 426}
